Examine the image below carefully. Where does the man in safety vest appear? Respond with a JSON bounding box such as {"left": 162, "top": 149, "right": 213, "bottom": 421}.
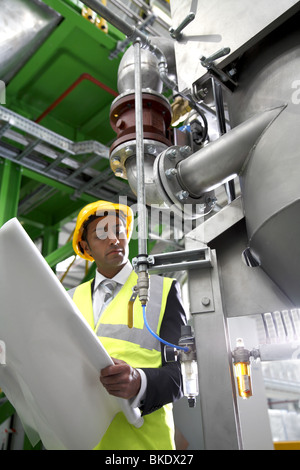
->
{"left": 69, "top": 200, "right": 187, "bottom": 450}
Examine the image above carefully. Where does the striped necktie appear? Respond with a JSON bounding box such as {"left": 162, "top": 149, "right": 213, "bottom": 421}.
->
{"left": 95, "top": 280, "right": 117, "bottom": 326}
{"left": 101, "top": 279, "right": 117, "bottom": 309}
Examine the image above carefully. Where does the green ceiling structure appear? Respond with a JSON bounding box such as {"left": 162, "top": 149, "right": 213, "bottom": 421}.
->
{"left": 0, "top": 0, "right": 142, "bottom": 274}
{"left": 7, "top": 0, "right": 123, "bottom": 143}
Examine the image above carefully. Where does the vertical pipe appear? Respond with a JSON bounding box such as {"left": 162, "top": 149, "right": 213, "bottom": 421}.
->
{"left": 134, "top": 40, "right": 148, "bottom": 257}
{"left": 133, "top": 40, "right": 150, "bottom": 306}
{"left": 42, "top": 227, "right": 59, "bottom": 273}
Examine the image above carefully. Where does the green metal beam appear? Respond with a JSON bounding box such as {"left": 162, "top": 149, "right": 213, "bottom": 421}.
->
{"left": 23, "top": 434, "right": 43, "bottom": 451}
{"left": 21, "top": 167, "right": 96, "bottom": 204}
{"left": 52, "top": 200, "right": 89, "bottom": 229}
{"left": 45, "top": 240, "right": 74, "bottom": 268}
{"left": 42, "top": 227, "right": 59, "bottom": 258}
{"left": 0, "top": 399, "right": 15, "bottom": 426}
{"left": 0, "top": 159, "right": 22, "bottom": 227}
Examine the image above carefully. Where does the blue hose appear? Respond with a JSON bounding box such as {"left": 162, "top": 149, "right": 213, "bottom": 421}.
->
{"left": 142, "top": 304, "right": 189, "bottom": 352}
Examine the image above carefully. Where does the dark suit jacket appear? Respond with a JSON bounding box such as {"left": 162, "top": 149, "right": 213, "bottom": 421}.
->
{"left": 140, "top": 280, "right": 187, "bottom": 416}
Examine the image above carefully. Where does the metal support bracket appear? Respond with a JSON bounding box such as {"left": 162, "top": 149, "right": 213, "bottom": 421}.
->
{"left": 169, "top": 0, "right": 198, "bottom": 40}
{"left": 200, "top": 47, "right": 238, "bottom": 90}
{"left": 143, "top": 247, "right": 212, "bottom": 274}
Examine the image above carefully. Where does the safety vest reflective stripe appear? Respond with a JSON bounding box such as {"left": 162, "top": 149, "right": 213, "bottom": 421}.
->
{"left": 95, "top": 274, "right": 164, "bottom": 351}
{"left": 98, "top": 324, "right": 158, "bottom": 351}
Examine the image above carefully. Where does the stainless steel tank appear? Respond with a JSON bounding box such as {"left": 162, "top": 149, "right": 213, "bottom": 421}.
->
{"left": 0, "top": 0, "right": 61, "bottom": 83}
{"left": 225, "top": 14, "right": 300, "bottom": 305}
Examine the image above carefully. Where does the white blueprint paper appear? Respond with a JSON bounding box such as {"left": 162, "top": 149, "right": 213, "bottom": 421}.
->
{"left": 0, "top": 218, "right": 143, "bottom": 450}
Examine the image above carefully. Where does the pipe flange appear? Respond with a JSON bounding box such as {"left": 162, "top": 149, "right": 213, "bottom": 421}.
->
{"left": 110, "top": 139, "right": 168, "bottom": 179}
{"left": 109, "top": 90, "right": 172, "bottom": 155}
{"left": 153, "top": 145, "right": 215, "bottom": 218}
{"left": 110, "top": 88, "right": 170, "bottom": 107}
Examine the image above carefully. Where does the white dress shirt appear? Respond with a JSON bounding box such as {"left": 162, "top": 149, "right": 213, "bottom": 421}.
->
{"left": 93, "top": 261, "right": 146, "bottom": 408}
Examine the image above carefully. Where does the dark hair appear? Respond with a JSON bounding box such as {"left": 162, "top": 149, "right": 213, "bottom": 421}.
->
{"left": 79, "top": 210, "right": 126, "bottom": 254}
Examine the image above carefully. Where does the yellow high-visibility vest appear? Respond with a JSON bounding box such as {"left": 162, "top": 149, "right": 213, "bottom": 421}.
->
{"left": 72, "top": 270, "right": 175, "bottom": 450}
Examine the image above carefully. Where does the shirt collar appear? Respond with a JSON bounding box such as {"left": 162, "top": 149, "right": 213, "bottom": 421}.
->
{"left": 94, "top": 261, "right": 132, "bottom": 292}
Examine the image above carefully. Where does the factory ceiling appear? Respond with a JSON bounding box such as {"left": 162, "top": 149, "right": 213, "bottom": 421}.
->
{"left": 0, "top": 0, "right": 172, "bottom": 287}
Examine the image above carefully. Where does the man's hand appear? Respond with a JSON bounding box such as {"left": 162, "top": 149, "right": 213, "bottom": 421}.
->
{"left": 100, "top": 358, "right": 141, "bottom": 399}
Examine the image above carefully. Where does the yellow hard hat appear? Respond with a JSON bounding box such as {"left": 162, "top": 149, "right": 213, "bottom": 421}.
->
{"left": 72, "top": 200, "right": 134, "bottom": 261}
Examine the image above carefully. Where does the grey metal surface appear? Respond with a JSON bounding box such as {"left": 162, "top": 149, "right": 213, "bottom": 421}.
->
{"left": 203, "top": 218, "right": 296, "bottom": 318}
{"left": 224, "top": 14, "right": 300, "bottom": 306}
{"left": 183, "top": 203, "right": 296, "bottom": 449}
{"left": 165, "top": 8, "right": 300, "bottom": 306}
{"left": 125, "top": 147, "right": 167, "bottom": 206}
{"left": 185, "top": 240, "right": 242, "bottom": 449}
{"left": 110, "top": 138, "right": 168, "bottom": 205}
{"left": 86, "top": 0, "right": 171, "bottom": 39}
{"left": 0, "top": 0, "right": 61, "bottom": 83}
{"left": 118, "top": 47, "right": 163, "bottom": 94}
{"left": 117, "top": 37, "right": 176, "bottom": 94}
{"left": 259, "top": 343, "right": 300, "bottom": 362}
{"left": 176, "top": 106, "right": 284, "bottom": 197}
{"left": 186, "top": 196, "right": 244, "bottom": 245}
{"left": 147, "top": 247, "right": 212, "bottom": 274}
{"left": 170, "top": 0, "right": 300, "bottom": 92}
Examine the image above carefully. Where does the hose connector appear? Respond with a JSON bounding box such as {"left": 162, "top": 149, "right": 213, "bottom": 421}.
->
{"left": 137, "top": 269, "right": 150, "bottom": 306}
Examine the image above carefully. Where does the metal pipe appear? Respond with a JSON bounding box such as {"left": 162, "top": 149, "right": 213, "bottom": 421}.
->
{"left": 131, "top": 0, "right": 170, "bottom": 30}
{"left": 176, "top": 106, "right": 285, "bottom": 197}
{"left": 84, "top": 0, "right": 206, "bottom": 124}
{"left": 256, "top": 343, "right": 300, "bottom": 362}
{"left": 134, "top": 40, "right": 150, "bottom": 306}
{"left": 134, "top": 40, "right": 147, "bottom": 256}
{"left": 83, "top": 0, "right": 147, "bottom": 43}
{"left": 84, "top": 0, "right": 178, "bottom": 92}
{"left": 108, "top": 0, "right": 160, "bottom": 36}
{"left": 149, "top": 44, "right": 178, "bottom": 91}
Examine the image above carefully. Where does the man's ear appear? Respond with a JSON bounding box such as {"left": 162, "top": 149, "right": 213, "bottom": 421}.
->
{"left": 80, "top": 240, "right": 91, "bottom": 255}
